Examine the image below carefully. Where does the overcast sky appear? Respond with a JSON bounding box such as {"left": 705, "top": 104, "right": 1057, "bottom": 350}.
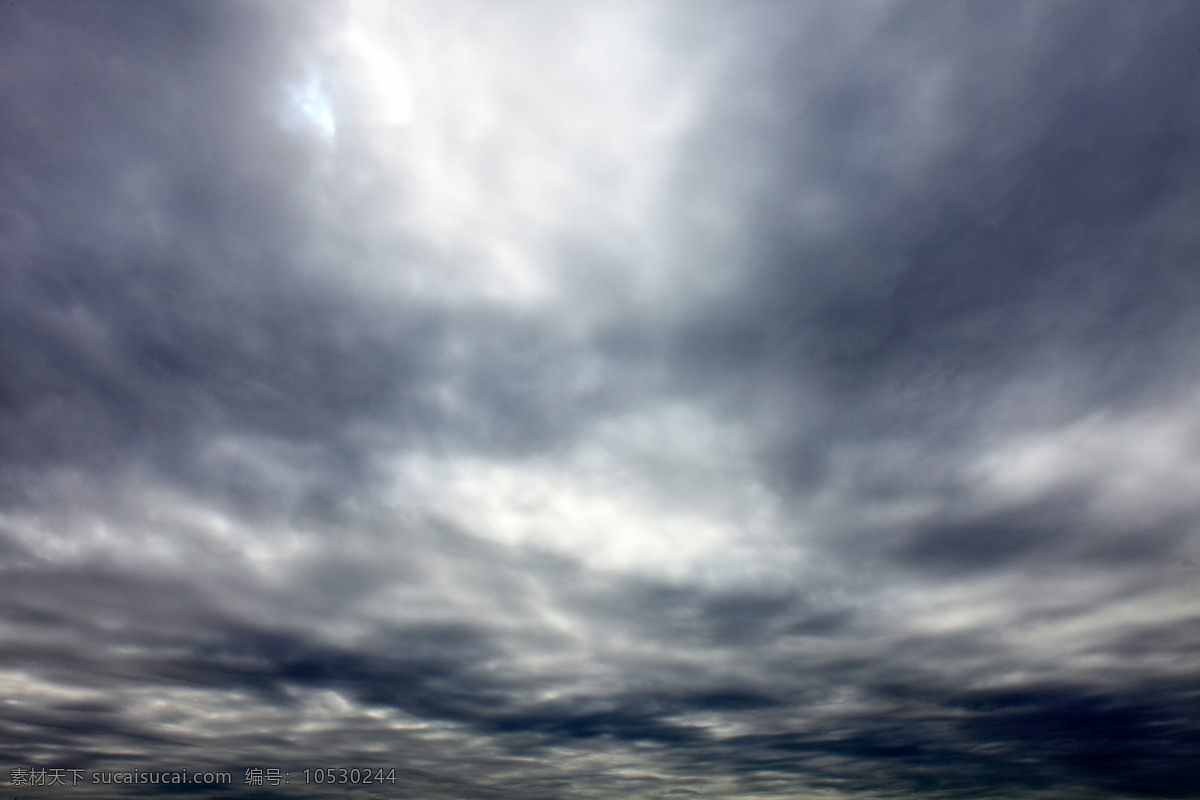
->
{"left": 2, "top": 2, "right": 1199, "bottom": 798}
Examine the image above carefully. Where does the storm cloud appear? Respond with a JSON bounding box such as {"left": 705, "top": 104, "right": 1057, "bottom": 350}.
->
{"left": 2, "top": 1, "right": 1198, "bottom": 798}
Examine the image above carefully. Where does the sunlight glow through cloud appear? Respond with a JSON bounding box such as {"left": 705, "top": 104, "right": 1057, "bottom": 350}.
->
{"left": 286, "top": 69, "right": 337, "bottom": 139}
{"left": 328, "top": 0, "right": 712, "bottom": 309}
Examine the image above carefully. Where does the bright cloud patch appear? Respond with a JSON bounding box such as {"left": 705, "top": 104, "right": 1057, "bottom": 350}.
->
{"left": 287, "top": 70, "right": 336, "bottom": 139}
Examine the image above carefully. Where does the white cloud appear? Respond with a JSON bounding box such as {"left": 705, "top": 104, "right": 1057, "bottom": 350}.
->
{"left": 312, "top": 0, "right": 721, "bottom": 313}
{"left": 971, "top": 392, "right": 1200, "bottom": 523}
{"left": 387, "top": 403, "right": 793, "bottom": 584}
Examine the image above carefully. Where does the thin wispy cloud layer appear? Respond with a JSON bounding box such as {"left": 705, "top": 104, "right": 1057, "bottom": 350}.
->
{"left": 2, "top": 1, "right": 1198, "bottom": 798}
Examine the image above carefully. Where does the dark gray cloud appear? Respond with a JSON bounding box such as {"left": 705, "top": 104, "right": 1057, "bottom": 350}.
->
{"left": 3, "top": 1, "right": 1198, "bottom": 798}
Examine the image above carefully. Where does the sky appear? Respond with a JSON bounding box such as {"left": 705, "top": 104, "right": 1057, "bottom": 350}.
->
{"left": 2, "top": 1, "right": 1198, "bottom": 798}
